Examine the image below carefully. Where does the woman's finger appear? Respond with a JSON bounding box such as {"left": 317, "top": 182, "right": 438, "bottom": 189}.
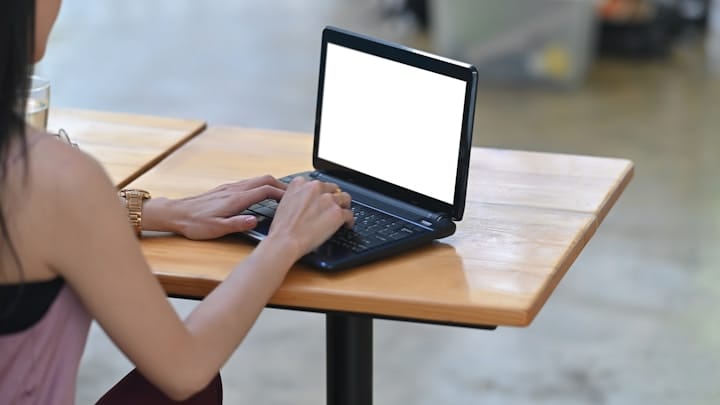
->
{"left": 320, "top": 181, "right": 341, "bottom": 194}
{"left": 229, "top": 175, "right": 288, "bottom": 192}
{"left": 341, "top": 207, "right": 355, "bottom": 228}
{"left": 333, "top": 191, "right": 352, "bottom": 209}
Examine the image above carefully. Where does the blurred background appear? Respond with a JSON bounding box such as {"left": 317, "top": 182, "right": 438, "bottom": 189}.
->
{"left": 37, "top": 0, "right": 720, "bottom": 404}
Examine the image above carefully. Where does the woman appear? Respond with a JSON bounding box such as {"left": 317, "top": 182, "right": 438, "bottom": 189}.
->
{"left": 0, "top": 0, "right": 354, "bottom": 403}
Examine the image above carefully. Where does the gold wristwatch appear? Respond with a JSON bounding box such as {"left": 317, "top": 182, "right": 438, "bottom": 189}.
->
{"left": 119, "top": 189, "right": 151, "bottom": 236}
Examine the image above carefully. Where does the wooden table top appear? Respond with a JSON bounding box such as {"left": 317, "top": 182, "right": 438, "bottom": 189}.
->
{"left": 48, "top": 108, "right": 206, "bottom": 188}
{"left": 129, "top": 127, "right": 633, "bottom": 327}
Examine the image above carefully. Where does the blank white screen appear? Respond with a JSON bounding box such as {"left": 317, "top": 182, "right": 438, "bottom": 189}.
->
{"left": 317, "top": 43, "right": 467, "bottom": 204}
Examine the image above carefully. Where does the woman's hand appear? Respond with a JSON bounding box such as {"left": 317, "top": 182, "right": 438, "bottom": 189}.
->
{"left": 142, "top": 175, "right": 287, "bottom": 240}
{"left": 266, "top": 177, "right": 354, "bottom": 258}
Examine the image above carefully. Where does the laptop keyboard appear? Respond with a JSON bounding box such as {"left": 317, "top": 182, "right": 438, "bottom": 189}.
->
{"left": 242, "top": 199, "right": 424, "bottom": 253}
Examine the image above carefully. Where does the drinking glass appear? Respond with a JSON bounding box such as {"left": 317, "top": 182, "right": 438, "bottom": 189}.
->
{"left": 26, "top": 76, "right": 51, "bottom": 129}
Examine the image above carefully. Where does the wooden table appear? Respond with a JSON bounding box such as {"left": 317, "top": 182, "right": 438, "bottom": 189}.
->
{"left": 48, "top": 108, "right": 206, "bottom": 188}
{"left": 128, "top": 126, "right": 633, "bottom": 405}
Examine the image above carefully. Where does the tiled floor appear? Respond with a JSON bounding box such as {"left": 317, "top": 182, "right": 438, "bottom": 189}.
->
{"left": 37, "top": 1, "right": 720, "bottom": 404}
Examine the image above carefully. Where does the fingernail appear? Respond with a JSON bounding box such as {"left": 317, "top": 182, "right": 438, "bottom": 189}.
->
{"left": 245, "top": 216, "right": 256, "bottom": 225}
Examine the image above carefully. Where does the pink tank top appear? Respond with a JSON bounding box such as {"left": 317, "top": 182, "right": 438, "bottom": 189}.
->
{"left": 0, "top": 285, "right": 91, "bottom": 404}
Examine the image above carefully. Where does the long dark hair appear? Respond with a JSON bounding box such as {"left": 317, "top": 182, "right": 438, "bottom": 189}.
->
{"left": 0, "top": 0, "right": 36, "bottom": 284}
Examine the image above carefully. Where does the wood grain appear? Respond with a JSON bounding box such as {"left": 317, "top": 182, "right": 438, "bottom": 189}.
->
{"left": 130, "top": 126, "right": 633, "bottom": 327}
{"left": 48, "top": 108, "right": 206, "bottom": 188}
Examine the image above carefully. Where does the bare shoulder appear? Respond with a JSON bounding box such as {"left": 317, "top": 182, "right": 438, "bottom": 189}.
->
{"left": 24, "top": 128, "right": 118, "bottom": 232}
{"left": 5, "top": 129, "right": 120, "bottom": 281}
{"left": 28, "top": 129, "right": 113, "bottom": 193}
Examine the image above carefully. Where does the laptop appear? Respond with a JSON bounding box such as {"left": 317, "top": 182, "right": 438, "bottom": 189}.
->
{"left": 241, "top": 26, "right": 478, "bottom": 271}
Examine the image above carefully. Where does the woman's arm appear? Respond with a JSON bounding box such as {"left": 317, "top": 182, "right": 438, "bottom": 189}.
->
{"left": 45, "top": 148, "right": 352, "bottom": 400}
{"left": 140, "top": 175, "right": 288, "bottom": 240}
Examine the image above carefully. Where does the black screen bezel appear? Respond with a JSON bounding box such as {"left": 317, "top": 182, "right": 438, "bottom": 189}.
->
{"left": 313, "top": 26, "right": 478, "bottom": 220}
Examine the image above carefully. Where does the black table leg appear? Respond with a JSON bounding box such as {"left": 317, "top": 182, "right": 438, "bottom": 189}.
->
{"left": 326, "top": 313, "right": 373, "bottom": 405}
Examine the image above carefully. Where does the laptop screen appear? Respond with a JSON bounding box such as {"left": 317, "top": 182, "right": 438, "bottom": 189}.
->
{"left": 314, "top": 27, "right": 477, "bottom": 220}
{"left": 317, "top": 43, "right": 467, "bottom": 204}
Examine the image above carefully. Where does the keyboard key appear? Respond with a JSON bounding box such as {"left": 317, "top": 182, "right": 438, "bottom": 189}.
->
{"left": 389, "top": 232, "right": 406, "bottom": 240}
{"left": 378, "top": 228, "right": 393, "bottom": 236}
{"left": 259, "top": 199, "right": 278, "bottom": 208}
{"left": 252, "top": 206, "right": 276, "bottom": 218}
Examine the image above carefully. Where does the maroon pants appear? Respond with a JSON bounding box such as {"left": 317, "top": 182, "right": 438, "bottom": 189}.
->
{"left": 96, "top": 369, "right": 222, "bottom": 405}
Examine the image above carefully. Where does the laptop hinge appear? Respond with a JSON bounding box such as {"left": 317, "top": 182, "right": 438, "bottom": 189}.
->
{"left": 421, "top": 212, "right": 448, "bottom": 227}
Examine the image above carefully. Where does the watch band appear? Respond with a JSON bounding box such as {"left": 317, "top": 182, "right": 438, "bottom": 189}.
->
{"left": 119, "top": 189, "right": 151, "bottom": 236}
